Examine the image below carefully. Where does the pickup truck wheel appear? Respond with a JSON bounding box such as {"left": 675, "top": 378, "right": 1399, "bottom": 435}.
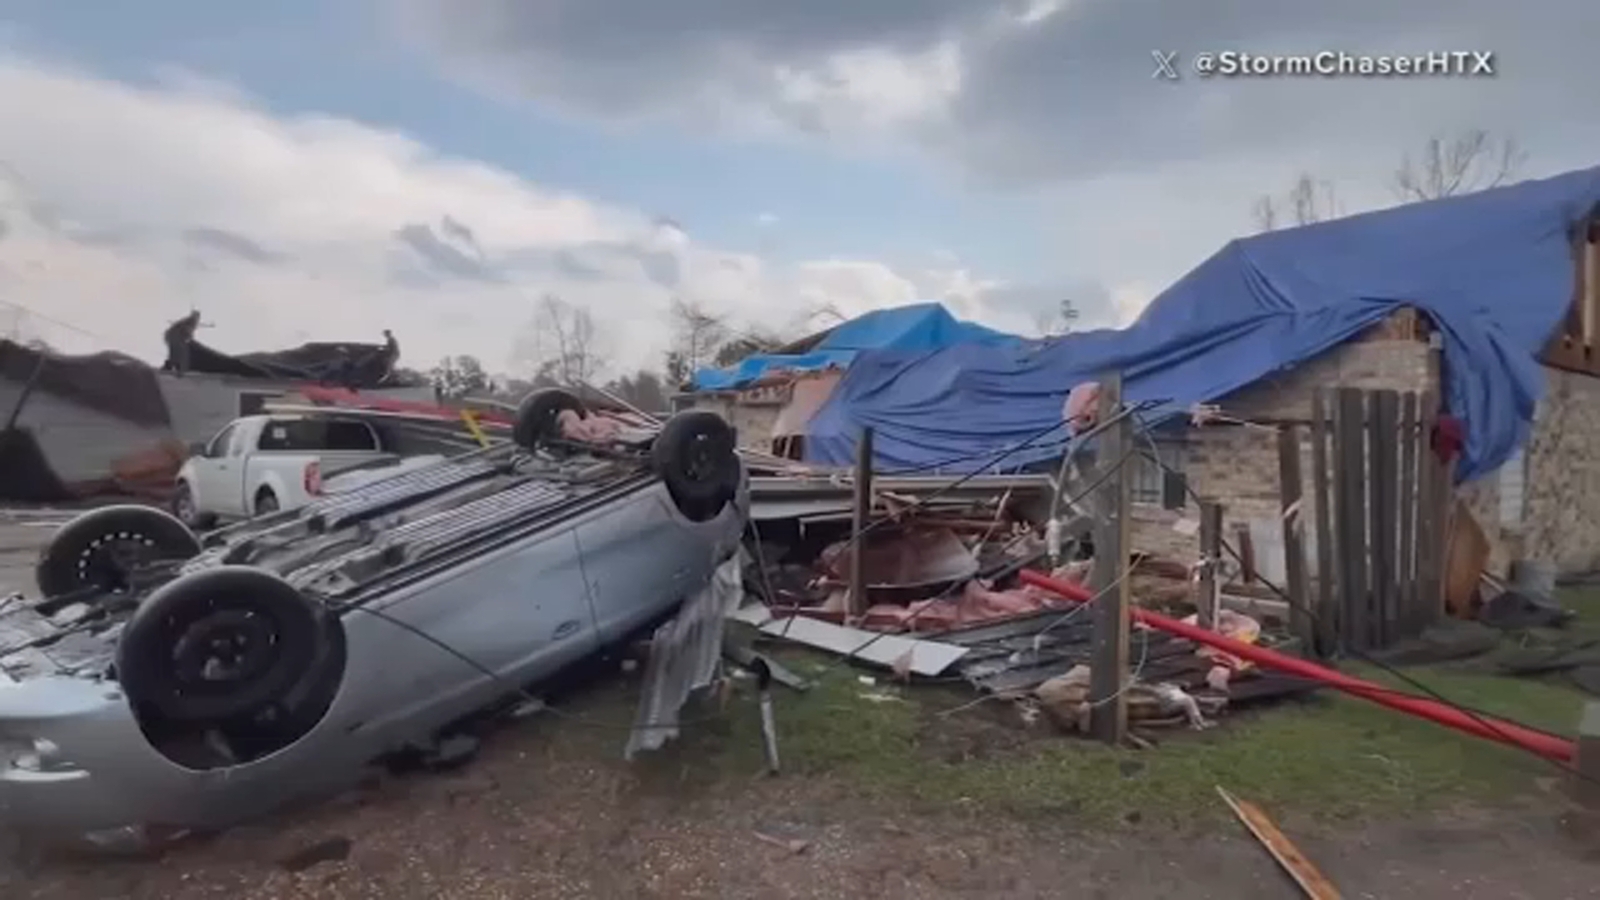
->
{"left": 36, "top": 505, "right": 202, "bottom": 599}
{"left": 652, "top": 410, "right": 740, "bottom": 522}
{"left": 171, "top": 482, "right": 216, "bottom": 531}
{"left": 254, "top": 490, "right": 280, "bottom": 516}
{"left": 115, "top": 566, "right": 335, "bottom": 723}
{"left": 514, "top": 388, "right": 587, "bottom": 450}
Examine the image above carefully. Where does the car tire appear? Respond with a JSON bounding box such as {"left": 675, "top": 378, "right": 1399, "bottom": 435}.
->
{"left": 651, "top": 410, "right": 740, "bottom": 522}
{"left": 513, "top": 388, "right": 587, "bottom": 450}
{"left": 171, "top": 481, "right": 217, "bottom": 531}
{"left": 36, "top": 505, "right": 202, "bottom": 599}
{"left": 254, "top": 489, "right": 280, "bottom": 516}
{"left": 115, "top": 565, "right": 335, "bottom": 723}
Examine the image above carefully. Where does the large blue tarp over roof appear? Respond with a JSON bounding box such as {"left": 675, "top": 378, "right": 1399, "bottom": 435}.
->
{"left": 804, "top": 167, "right": 1600, "bottom": 480}
{"left": 690, "top": 302, "right": 1018, "bottom": 390}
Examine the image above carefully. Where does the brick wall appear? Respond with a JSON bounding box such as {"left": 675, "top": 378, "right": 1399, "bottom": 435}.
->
{"left": 1474, "top": 366, "right": 1600, "bottom": 575}
{"left": 1148, "top": 339, "right": 1600, "bottom": 578}
{"left": 1130, "top": 325, "right": 1437, "bottom": 566}
{"left": 681, "top": 389, "right": 784, "bottom": 451}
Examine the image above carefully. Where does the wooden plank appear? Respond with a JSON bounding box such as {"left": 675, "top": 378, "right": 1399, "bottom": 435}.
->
{"left": 1396, "top": 392, "right": 1419, "bottom": 637}
{"left": 849, "top": 426, "right": 875, "bottom": 615}
{"left": 1197, "top": 501, "right": 1223, "bottom": 629}
{"left": 1276, "top": 425, "right": 1315, "bottom": 654}
{"left": 1334, "top": 388, "right": 1369, "bottom": 651}
{"left": 1414, "top": 393, "right": 1441, "bottom": 628}
{"left": 1089, "top": 371, "right": 1131, "bottom": 744}
{"left": 1309, "top": 390, "right": 1337, "bottom": 657}
{"left": 1368, "top": 391, "right": 1400, "bottom": 648}
{"left": 1573, "top": 702, "right": 1600, "bottom": 810}
{"left": 1217, "top": 787, "right": 1343, "bottom": 899}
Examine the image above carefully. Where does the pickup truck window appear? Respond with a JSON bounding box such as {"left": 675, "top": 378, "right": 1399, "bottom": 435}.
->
{"left": 226, "top": 426, "right": 251, "bottom": 457}
{"left": 256, "top": 419, "right": 380, "bottom": 452}
{"left": 205, "top": 423, "right": 238, "bottom": 458}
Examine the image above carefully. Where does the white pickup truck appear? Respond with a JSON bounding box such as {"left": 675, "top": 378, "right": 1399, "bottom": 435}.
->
{"left": 172, "top": 414, "right": 401, "bottom": 527}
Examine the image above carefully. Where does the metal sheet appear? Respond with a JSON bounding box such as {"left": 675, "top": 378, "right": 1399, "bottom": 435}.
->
{"left": 728, "top": 604, "right": 968, "bottom": 676}
{"left": 624, "top": 553, "right": 744, "bottom": 759}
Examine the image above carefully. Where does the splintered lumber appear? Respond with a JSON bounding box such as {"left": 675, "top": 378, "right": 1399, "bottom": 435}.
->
{"left": 1216, "top": 786, "right": 1341, "bottom": 900}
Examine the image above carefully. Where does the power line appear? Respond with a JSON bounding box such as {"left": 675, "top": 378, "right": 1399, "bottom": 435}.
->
{"left": 0, "top": 297, "right": 100, "bottom": 340}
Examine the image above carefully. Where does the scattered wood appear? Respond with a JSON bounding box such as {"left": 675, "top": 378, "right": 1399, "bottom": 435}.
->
{"left": 1216, "top": 786, "right": 1341, "bottom": 899}
{"left": 753, "top": 831, "right": 811, "bottom": 854}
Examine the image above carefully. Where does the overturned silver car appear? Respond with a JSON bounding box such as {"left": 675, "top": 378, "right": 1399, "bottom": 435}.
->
{"left": 0, "top": 390, "right": 747, "bottom": 844}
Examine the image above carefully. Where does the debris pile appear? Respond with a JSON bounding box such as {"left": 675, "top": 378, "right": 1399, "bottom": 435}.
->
{"left": 733, "top": 471, "right": 1321, "bottom": 738}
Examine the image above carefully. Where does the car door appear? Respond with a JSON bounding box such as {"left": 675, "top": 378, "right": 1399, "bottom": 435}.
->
{"left": 573, "top": 486, "right": 712, "bottom": 644}
{"left": 221, "top": 422, "right": 254, "bottom": 516}
{"left": 190, "top": 423, "right": 242, "bottom": 518}
{"left": 345, "top": 529, "right": 601, "bottom": 736}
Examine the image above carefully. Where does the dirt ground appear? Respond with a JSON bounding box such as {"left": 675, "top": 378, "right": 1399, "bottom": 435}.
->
{"left": 5, "top": 514, "right": 1600, "bottom": 899}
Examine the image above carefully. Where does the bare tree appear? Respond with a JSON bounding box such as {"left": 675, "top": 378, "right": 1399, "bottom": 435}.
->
{"left": 509, "top": 295, "right": 609, "bottom": 388}
{"left": 712, "top": 330, "right": 784, "bottom": 368}
{"left": 794, "top": 301, "right": 848, "bottom": 330}
{"left": 536, "top": 294, "right": 606, "bottom": 386}
{"left": 1251, "top": 196, "right": 1278, "bottom": 232}
{"left": 1391, "top": 129, "right": 1525, "bottom": 202}
{"left": 1252, "top": 173, "right": 1343, "bottom": 232}
{"left": 1032, "top": 299, "right": 1081, "bottom": 337}
{"left": 667, "top": 297, "right": 729, "bottom": 377}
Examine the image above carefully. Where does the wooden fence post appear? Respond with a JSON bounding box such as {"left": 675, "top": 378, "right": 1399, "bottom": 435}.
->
{"left": 1276, "top": 425, "right": 1316, "bottom": 655}
{"left": 1309, "top": 391, "right": 1338, "bottom": 657}
{"left": 849, "top": 426, "right": 874, "bottom": 616}
{"left": 1089, "top": 372, "right": 1131, "bottom": 745}
{"left": 1197, "top": 501, "right": 1223, "bottom": 630}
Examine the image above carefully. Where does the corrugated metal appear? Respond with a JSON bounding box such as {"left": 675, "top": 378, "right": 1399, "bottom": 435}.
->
{"left": 624, "top": 553, "right": 744, "bottom": 759}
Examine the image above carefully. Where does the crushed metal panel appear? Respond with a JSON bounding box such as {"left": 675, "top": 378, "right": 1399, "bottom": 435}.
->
{"left": 750, "top": 497, "right": 856, "bottom": 522}
{"left": 729, "top": 604, "right": 968, "bottom": 676}
{"left": 624, "top": 553, "right": 744, "bottom": 759}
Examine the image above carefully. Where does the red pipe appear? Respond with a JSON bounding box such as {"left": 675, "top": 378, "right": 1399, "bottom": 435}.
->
{"left": 1019, "top": 570, "right": 1574, "bottom": 763}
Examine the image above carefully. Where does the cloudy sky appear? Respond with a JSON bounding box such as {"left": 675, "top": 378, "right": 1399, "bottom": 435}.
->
{"left": 0, "top": 1, "right": 1595, "bottom": 378}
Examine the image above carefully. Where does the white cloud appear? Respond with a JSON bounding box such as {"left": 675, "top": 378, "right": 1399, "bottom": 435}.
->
{"left": 0, "top": 54, "right": 1023, "bottom": 377}
{"left": 1109, "top": 282, "right": 1156, "bottom": 326}
{"left": 400, "top": 0, "right": 1600, "bottom": 310}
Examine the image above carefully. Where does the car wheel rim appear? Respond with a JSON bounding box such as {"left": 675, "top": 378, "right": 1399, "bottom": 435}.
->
{"left": 684, "top": 434, "right": 715, "bottom": 484}
{"left": 169, "top": 608, "right": 279, "bottom": 687}
{"left": 76, "top": 532, "right": 158, "bottom": 591}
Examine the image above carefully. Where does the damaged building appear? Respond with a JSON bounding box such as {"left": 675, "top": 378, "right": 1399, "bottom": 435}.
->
{"left": 0, "top": 331, "right": 433, "bottom": 502}
{"left": 686, "top": 166, "right": 1600, "bottom": 580}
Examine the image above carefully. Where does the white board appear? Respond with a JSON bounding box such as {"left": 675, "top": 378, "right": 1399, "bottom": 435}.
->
{"left": 729, "top": 604, "right": 969, "bottom": 676}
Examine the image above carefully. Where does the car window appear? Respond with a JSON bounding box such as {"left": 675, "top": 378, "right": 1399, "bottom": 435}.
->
{"left": 323, "top": 420, "right": 381, "bottom": 451}
{"left": 205, "top": 424, "right": 237, "bottom": 458}
{"left": 227, "top": 425, "right": 251, "bottom": 457}
{"left": 256, "top": 418, "right": 379, "bottom": 452}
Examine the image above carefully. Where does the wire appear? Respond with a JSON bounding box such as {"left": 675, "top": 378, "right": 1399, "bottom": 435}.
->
{"left": 773, "top": 443, "right": 1147, "bottom": 676}
{"left": 869, "top": 398, "right": 1163, "bottom": 478}
{"left": 1126, "top": 411, "right": 1587, "bottom": 774}
{"left": 143, "top": 402, "right": 1128, "bottom": 738}
{"left": 348, "top": 602, "right": 737, "bottom": 734}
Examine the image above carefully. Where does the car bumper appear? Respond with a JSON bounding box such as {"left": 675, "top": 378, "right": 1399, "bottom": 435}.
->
{"left": 0, "top": 676, "right": 222, "bottom": 838}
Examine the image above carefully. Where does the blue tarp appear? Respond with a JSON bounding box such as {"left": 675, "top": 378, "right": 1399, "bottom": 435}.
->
{"left": 690, "top": 302, "right": 1018, "bottom": 390}
{"left": 805, "top": 167, "right": 1600, "bottom": 480}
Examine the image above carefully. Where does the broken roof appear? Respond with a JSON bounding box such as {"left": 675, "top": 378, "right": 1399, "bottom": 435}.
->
{"left": 802, "top": 166, "right": 1600, "bottom": 479}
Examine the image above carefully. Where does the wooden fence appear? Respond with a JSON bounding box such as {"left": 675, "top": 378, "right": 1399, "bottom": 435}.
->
{"left": 1279, "top": 388, "right": 1454, "bottom": 657}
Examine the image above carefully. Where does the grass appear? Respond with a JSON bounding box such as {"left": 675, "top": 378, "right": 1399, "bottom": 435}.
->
{"left": 665, "top": 588, "right": 1600, "bottom": 827}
